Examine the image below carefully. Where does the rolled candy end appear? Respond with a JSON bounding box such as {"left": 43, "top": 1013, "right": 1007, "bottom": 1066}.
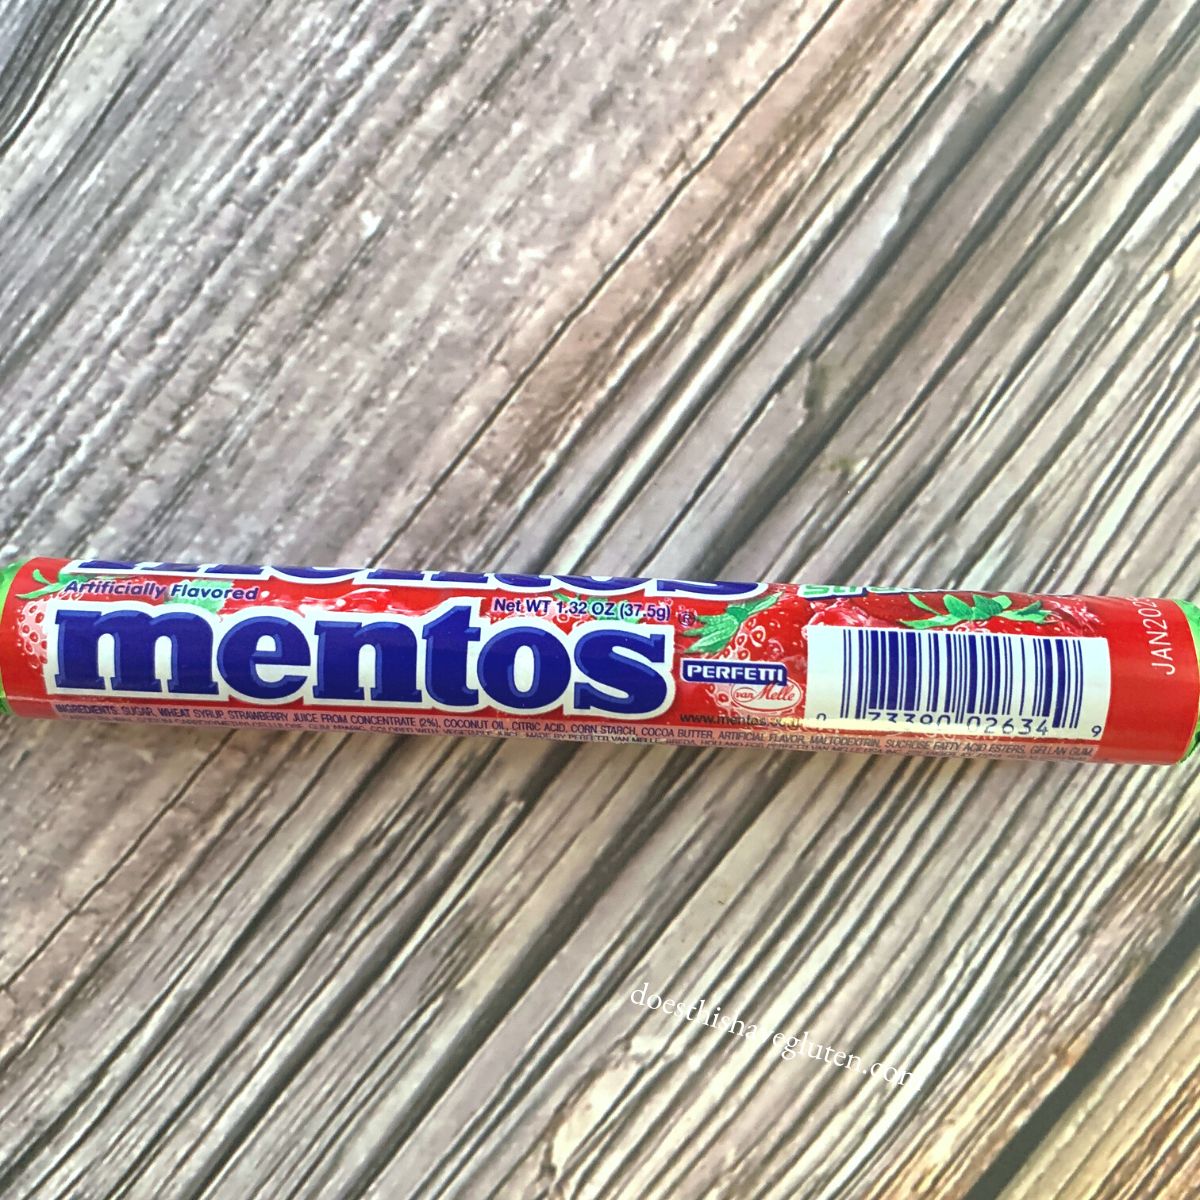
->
{"left": 0, "top": 561, "right": 20, "bottom": 716}
{"left": 1178, "top": 599, "right": 1200, "bottom": 760}
{"left": 0, "top": 557, "right": 1198, "bottom": 766}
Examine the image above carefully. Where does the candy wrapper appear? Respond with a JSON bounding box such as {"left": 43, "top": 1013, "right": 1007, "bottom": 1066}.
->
{"left": 1, "top": 558, "right": 1197, "bottom": 764}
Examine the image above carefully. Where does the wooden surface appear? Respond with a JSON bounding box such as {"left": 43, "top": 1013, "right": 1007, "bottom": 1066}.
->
{"left": 1, "top": 0, "right": 1199, "bottom": 1196}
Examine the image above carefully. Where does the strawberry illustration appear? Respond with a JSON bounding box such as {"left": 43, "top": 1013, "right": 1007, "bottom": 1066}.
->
{"left": 1038, "top": 598, "right": 1105, "bottom": 636}
{"left": 805, "top": 598, "right": 894, "bottom": 629}
{"left": 681, "top": 591, "right": 810, "bottom": 715}
{"left": 899, "top": 591, "right": 1105, "bottom": 637}
{"left": 15, "top": 595, "right": 52, "bottom": 665}
{"left": 902, "top": 593, "right": 1054, "bottom": 631}
{"left": 679, "top": 592, "right": 783, "bottom": 652}
{"left": 14, "top": 566, "right": 93, "bottom": 667}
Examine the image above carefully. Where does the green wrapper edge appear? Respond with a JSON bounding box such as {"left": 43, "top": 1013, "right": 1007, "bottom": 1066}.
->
{"left": 1177, "top": 598, "right": 1200, "bottom": 762}
{"left": 0, "top": 559, "right": 21, "bottom": 715}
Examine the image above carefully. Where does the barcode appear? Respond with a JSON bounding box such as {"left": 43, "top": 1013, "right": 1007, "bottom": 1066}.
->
{"left": 804, "top": 627, "right": 1111, "bottom": 738}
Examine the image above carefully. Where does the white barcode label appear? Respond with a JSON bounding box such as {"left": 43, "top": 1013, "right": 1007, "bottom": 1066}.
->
{"left": 804, "top": 627, "right": 1112, "bottom": 739}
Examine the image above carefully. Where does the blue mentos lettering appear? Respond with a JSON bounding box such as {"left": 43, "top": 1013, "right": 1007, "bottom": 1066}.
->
{"left": 47, "top": 600, "right": 674, "bottom": 717}
{"left": 2, "top": 559, "right": 1199, "bottom": 764}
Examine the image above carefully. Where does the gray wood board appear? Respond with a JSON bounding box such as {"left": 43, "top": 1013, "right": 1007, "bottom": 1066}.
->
{"left": 1, "top": 0, "right": 1199, "bottom": 1196}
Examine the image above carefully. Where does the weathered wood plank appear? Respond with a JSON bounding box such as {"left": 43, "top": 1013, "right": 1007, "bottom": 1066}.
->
{"left": 1004, "top": 939, "right": 1200, "bottom": 1199}
{"left": 0, "top": 0, "right": 1197, "bottom": 1197}
{"left": 0, "top": 0, "right": 825, "bottom": 1041}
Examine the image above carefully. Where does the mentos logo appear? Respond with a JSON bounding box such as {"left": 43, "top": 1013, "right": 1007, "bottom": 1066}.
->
{"left": 45, "top": 600, "right": 675, "bottom": 718}
{"left": 68, "top": 562, "right": 765, "bottom": 601}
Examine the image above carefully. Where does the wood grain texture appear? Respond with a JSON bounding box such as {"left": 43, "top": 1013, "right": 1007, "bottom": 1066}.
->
{"left": 0, "top": 0, "right": 1198, "bottom": 1197}
{"left": 1005, "top": 935, "right": 1200, "bottom": 1199}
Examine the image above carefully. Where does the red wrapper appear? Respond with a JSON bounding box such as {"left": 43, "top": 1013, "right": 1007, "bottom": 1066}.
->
{"left": 1, "top": 558, "right": 1197, "bottom": 764}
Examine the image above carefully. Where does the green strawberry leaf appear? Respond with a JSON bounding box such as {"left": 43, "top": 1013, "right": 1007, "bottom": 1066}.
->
{"left": 1006, "top": 609, "right": 1051, "bottom": 624}
{"left": 1006, "top": 601, "right": 1047, "bottom": 622}
{"left": 944, "top": 595, "right": 973, "bottom": 619}
{"left": 902, "top": 593, "right": 1021, "bottom": 629}
{"left": 971, "top": 594, "right": 1004, "bottom": 618}
{"left": 902, "top": 614, "right": 964, "bottom": 630}
{"left": 680, "top": 591, "right": 779, "bottom": 653}
{"left": 19, "top": 570, "right": 92, "bottom": 600}
{"left": 743, "top": 592, "right": 780, "bottom": 616}
{"left": 686, "top": 615, "right": 740, "bottom": 653}
{"left": 726, "top": 594, "right": 777, "bottom": 622}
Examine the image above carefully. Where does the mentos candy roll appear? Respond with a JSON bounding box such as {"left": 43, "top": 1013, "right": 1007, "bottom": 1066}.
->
{"left": 0, "top": 558, "right": 1197, "bottom": 764}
